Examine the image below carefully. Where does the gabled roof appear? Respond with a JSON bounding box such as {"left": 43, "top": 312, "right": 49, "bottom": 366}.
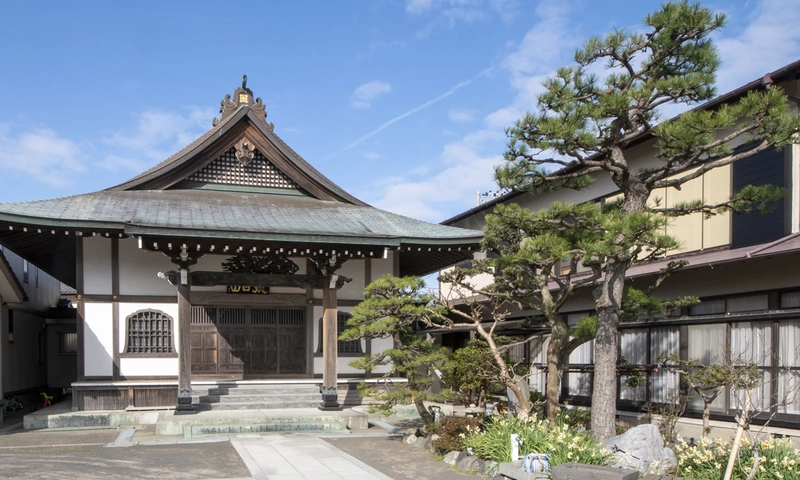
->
{"left": 0, "top": 77, "right": 482, "bottom": 285}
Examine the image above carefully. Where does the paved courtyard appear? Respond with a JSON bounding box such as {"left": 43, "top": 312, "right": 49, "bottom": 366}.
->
{"left": 0, "top": 416, "right": 479, "bottom": 480}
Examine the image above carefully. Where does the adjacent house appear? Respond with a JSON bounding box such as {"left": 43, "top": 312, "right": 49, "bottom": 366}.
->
{"left": 0, "top": 247, "right": 61, "bottom": 421}
{"left": 0, "top": 78, "right": 483, "bottom": 411}
{"left": 441, "top": 59, "right": 800, "bottom": 428}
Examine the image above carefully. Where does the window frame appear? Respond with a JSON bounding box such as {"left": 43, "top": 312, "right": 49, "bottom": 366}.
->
{"left": 121, "top": 309, "right": 177, "bottom": 358}
{"left": 315, "top": 312, "right": 365, "bottom": 357}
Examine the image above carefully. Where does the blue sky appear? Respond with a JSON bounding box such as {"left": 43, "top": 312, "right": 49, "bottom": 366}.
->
{"left": 0, "top": 0, "right": 798, "bottom": 223}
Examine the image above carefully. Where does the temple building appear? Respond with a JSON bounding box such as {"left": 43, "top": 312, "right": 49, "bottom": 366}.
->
{"left": 0, "top": 78, "right": 482, "bottom": 411}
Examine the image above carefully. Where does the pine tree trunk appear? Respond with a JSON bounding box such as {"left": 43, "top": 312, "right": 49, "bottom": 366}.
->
{"left": 590, "top": 178, "right": 648, "bottom": 441}
{"left": 546, "top": 323, "right": 568, "bottom": 423}
{"left": 414, "top": 396, "right": 434, "bottom": 425}
{"left": 591, "top": 259, "right": 626, "bottom": 441}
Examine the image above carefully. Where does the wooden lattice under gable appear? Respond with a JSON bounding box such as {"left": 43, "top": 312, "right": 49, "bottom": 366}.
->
{"left": 187, "top": 147, "right": 299, "bottom": 189}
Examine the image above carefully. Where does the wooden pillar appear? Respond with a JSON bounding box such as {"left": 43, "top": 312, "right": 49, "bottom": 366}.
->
{"left": 320, "top": 275, "right": 340, "bottom": 409}
{"left": 177, "top": 268, "right": 193, "bottom": 411}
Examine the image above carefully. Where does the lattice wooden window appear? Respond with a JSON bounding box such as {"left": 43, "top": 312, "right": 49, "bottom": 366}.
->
{"left": 317, "top": 312, "right": 363, "bottom": 355}
{"left": 125, "top": 310, "right": 175, "bottom": 354}
{"left": 187, "top": 148, "right": 299, "bottom": 189}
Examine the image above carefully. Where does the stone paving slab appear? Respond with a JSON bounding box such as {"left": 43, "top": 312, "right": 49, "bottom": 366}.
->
{"left": 231, "top": 433, "right": 393, "bottom": 480}
{"left": 0, "top": 442, "right": 251, "bottom": 479}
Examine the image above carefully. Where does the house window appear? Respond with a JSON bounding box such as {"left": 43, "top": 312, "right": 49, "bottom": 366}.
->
{"left": 124, "top": 310, "right": 174, "bottom": 354}
{"left": 317, "top": 312, "right": 364, "bottom": 355}
{"left": 689, "top": 298, "right": 725, "bottom": 316}
{"left": 7, "top": 309, "right": 13, "bottom": 343}
{"left": 58, "top": 332, "right": 78, "bottom": 354}
{"left": 22, "top": 260, "right": 28, "bottom": 283}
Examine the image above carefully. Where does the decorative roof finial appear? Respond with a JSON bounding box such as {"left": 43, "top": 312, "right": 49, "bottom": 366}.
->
{"left": 212, "top": 75, "right": 273, "bottom": 131}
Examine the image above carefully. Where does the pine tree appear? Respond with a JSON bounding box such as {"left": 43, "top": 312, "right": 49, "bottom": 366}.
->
{"left": 496, "top": 1, "right": 800, "bottom": 440}
{"left": 340, "top": 275, "right": 453, "bottom": 424}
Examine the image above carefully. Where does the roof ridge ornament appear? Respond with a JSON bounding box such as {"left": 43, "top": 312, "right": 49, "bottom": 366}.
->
{"left": 212, "top": 75, "right": 275, "bottom": 131}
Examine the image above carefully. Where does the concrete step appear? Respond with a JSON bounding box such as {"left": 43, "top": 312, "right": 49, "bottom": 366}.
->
{"left": 195, "top": 401, "right": 322, "bottom": 411}
{"left": 195, "top": 387, "right": 321, "bottom": 396}
{"left": 155, "top": 408, "right": 369, "bottom": 436}
{"left": 190, "top": 421, "right": 344, "bottom": 436}
{"left": 191, "top": 383, "right": 322, "bottom": 411}
{"left": 201, "top": 388, "right": 320, "bottom": 394}
{"left": 194, "top": 393, "right": 321, "bottom": 403}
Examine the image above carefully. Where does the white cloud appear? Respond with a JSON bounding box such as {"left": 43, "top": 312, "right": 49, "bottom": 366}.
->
{"left": 367, "top": 1, "right": 572, "bottom": 221}
{"left": 107, "top": 107, "right": 214, "bottom": 163}
{"left": 0, "top": 125, "right": 86, "bottom": 186}
{"left": 363, "top": 151, "right": 383, "bottom": 160}
{"left": 350, "top": 81, "right": 392, "bottom": 109}
{"left": 405, "top": 0, "right": 519, "bottom": 25}
{"left": 448, "top": 108, "right": 478, "bottom": 123}
{"left": 715, "top": 0, "right": 800, "bottom": 94}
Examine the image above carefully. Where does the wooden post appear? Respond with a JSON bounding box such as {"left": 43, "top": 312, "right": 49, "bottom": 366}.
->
{"left": 320, "top": 275, "right": 340, "bottom": 409}
{"left": 177, "top": 267, "right": 193, "bottom": 411}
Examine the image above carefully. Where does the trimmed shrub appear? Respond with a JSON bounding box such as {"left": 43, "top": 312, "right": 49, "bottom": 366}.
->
{"left": 431, "top": 417, "right": 483, "bottom": 454}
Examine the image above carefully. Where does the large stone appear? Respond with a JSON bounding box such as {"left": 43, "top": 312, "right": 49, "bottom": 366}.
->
{"left": 497, "top": 460, "right": 550, "bottom": 480}
{"left": 428, "top": 434, "right": 441, "bottom": 452}
{"left": 443, "top": 451, "right": 466, "bottom": 465}
{"left": 456, "top": 455, "right": 483, "bottom": 472}
{"left": 414, "top": 436, "right": 427, "bottom": 448}
{"left": 479, "top": 460, "right": 499, "bottom": 477}
{"left": 552, "top": 463, "right": 639, "bottom": 480}
{"left": 404, "top": 434, "right": 417, "bottom": 445}
{"left": 603, "top": 424, "right": 678, "bottom": 475}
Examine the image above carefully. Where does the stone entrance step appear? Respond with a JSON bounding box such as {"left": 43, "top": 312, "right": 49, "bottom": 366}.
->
{"left": 191, "top": 382, "right": 323, "bottom": 410}
{"left": 156, "top": 408, "right": 369, "bottom": 437}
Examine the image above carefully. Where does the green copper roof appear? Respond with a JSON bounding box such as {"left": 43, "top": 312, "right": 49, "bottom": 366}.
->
{"left": 0, "top": 189, "right": 481, "bottom": 245}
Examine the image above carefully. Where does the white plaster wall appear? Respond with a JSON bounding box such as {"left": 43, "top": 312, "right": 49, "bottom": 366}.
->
{"left": 83, "top": 237, "right": 112, "bottom": 295}
{"left": 83, "top": 302, "right": 113, "bottom": 376}
{"left": 370, "top": 337, "right": 393, "bottom": 374}
{"left": 118, "top": 239, "right": 175, "bottom": 296}
{"left": 337, "top": 259, "right": 366, "bottom": 300}
{"left": 120, "top": 358, "right": 178, "bottom": 377}
{"left": 370, "top": 256, "right": 394, "bottom": 281}
{"left": 118, "top": 303, "right": 180, "bottom": 354}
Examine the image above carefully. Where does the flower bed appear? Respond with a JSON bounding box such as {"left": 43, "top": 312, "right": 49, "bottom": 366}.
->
{"left": 462, "top": 414, "right": 613, "bottom": 466}
{"left": 675, "top": 435, "right": 800, "bottom": 480}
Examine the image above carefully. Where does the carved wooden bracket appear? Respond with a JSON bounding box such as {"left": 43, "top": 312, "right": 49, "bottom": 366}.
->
{"left": 222, "top": 253, "right": 299, "bottom": 275}
{"left": 309, "top": 253, "right": 347, "bottom": 276}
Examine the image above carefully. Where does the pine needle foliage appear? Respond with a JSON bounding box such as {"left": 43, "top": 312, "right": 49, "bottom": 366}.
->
{"left": 340, "top": 275, "right": 455, "bottom": 424}
{"left": 494, "top": 0, "right": 800, "bottom": 440}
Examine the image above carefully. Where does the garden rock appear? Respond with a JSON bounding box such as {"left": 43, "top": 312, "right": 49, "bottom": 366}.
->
{"left": 405, "top": 427, "right": 421, "bottom": 437}
{"left": 552, "top": 462, "right": 639, "bottom": 480}
{"left": 456, "top": 455, "right": 482, "bottom": 472}
{"left": 414, "top": 436, "right": 427, "bottom": 448}
{"left": 603, "top": 424, "right": 677, "bottom": 474}
{"left": 443, "top": 451, "right": 466, "bottom": 465}
{"left": 404, "top": 434, "right": 417, "bottom": 445}
{"left": 498, "top": 460, "right": 550, "bottom": 480}
{"left": 479, "top": 460, "right": 499, "bottom": 477}
{"left": 428, "top": 434, "right": 441, "bottom": 452}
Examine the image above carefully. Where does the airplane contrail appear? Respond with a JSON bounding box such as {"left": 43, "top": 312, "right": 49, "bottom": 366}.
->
{"left": 339, "top": 67, "right": 494, "bottom": 153}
